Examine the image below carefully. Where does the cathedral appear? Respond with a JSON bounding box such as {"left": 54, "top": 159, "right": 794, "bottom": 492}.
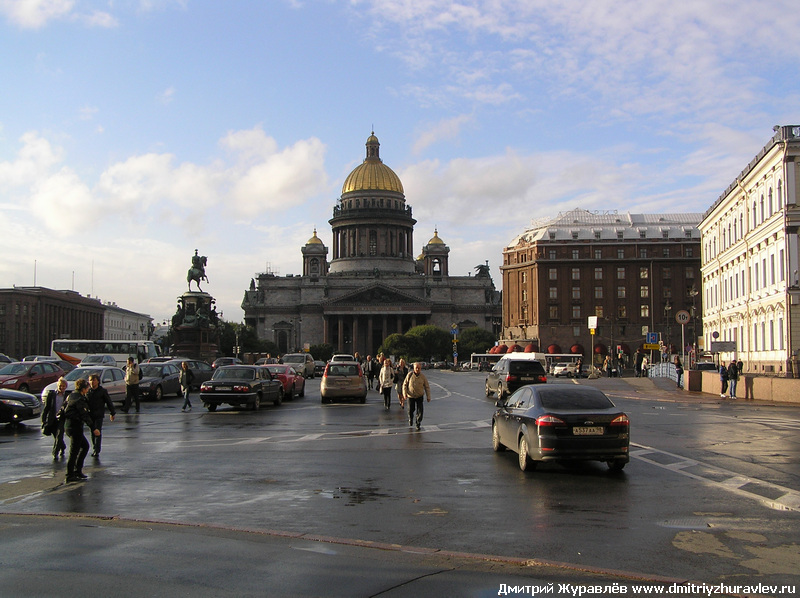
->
{"left": 242, "top": 133, "right": 501, "bottom": 355}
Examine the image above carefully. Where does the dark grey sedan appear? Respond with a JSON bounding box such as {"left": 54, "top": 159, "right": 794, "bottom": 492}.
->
{"left": 200, "top": 365, "right": 282, "bottom": 411}
{"left": 139, "top": 363, "right": 182, "bottom": 401}
{"left": 492, "top": 385, "right": 630, "bottom": 472}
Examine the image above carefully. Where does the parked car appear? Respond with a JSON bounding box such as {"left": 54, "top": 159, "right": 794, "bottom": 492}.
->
{"left": 694, "top": 362, "right": 718, "bottom": 371}
{"left": 331, "top": 354, "right": 356, "bottom": 362}
{"left": 41, "top": 366, "right": 127, "bottom": 404}
{"left": 0, "top": 387, "right": 43, "bottom": 425}
{"left": 167, "top": 359, "right": 214, "bottom": 390}
{"left": 200, "top": 365, "right": 282, "bottom": 411}
{"left": 320, "top": 361, "right": 367, "bottom": 404}
{"left": 552, "top": 362, "right": 580, "bottom": 377}
{"left": 0, "top": 353, "right": 16, "bottom": 364}
{"left": 261, "top": 364, "right": 305, "bottom": 401}
{"left": 485, "top": 358, "right": 547, "bottom": 400}
{"left": 492, "top": 385, "right": 630, "bottom": 472}
{"left": 78, "top": 354, "right": 117, "bottom": 367}
{"left": 138, "top": 362, "right": 182, "bottom": 401}
{"left": 23, "top": 355, "right": 53, "bottom": 361}
{"left": 281, "top": 353, "right": 315, "bottom": 378}
{"left": 313, "top": 360, "right": 327, "bottom": 377}
{"left": 0, "top": 361, "right": 65, "bottom": 394}
{"left": 212, "top": 357, "right": 243, "bottom": 369}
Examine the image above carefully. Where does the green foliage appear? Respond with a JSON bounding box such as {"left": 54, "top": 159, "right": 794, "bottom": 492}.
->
{"left": 405, "top": 325, "right": 452, "bottom": 360}
{"left": 457, "top": 327, "right": 497, "bottom": 357}
{"left": 379, "top": 333, "right": 423, "bottom": 362}
{"left": 309, "top": 343, "right": 333, "bottom": 361}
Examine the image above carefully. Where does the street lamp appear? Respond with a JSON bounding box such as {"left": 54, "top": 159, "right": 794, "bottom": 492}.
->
{"left": 663, "top": 300, "right": 672, "bottom": 358}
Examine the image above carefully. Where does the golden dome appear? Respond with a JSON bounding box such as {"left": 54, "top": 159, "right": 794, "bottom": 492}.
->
{"left": 342, "top": 133, "right": 404, "bottom": 195}
{"left": 306, "top": 229, "right": 323, "bottom": 245}
{"left": 427, "top": 229, "right": 444, "bottom": 245}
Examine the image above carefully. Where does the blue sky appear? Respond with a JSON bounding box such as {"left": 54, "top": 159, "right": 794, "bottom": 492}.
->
{"left": 2, "top": 0, "right": 799, "bottom": 325}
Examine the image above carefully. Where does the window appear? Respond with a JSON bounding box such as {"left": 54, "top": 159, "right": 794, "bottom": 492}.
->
{"left": 594, "top": 287, "right": 603, "bottom": 299}
{"left": 573, "top": 326, "right": 582, "bottom": 337}
{"left": 662, "top": 230, "right": 669, "bottom": 239}
{"left": 639, "top": 249, "right": 648, "bottom": 258}
{"left": 617, "top": 286, "right": 626, "bottom": 298}
{"left": 639, "top": 230, "right": 647, "bottom": 239}
{"left": 618, "top": 305, "right": 627, "bottom": 318}
{"left": 572, "top": 287, "right": 581, "bottom": 299}
{"left": 617, "top": 267, "right": 625, "bottom": 279}
{"left": 685, "top": 267, "right": 694, "bottom": 279}
{"left": 780, "top": 249, "right": 785, "bottom": 281}
{"left": 549, "top": 232, "right": 556, "bottom": 240}
{"left": 549, "top": 249, "right": 556, "bottom": 260}
{"left": 641, "top": 305, "right": 650, "bottom": 318}
{"left": 572, "top": 306, "right": 581, "bottom": 318}
{"left": 549, "top": 306, "right": 558, "bottom": 319}
{"left": 571, "top": 268, "right": 580, "bottom": 280}
{"left": 640, "top": 285, "right": 649, "bottom": 298}
{"left": 663, "top": 248, "right": 670, "bottom": 258}
{"left": 617, "top": 249, "right": 624, "bottom": 259}
{"left": 549, "top": 268, "right": 557, "bottom": 280}
{"left": 594, "top": 249, "right": 602, "bottom": 259}
{"left": 572, "top": 249, "right": 579, "bottom": 259}
{"left": 685, "top": 247, "right": 693, "bottom": 258}
{"left": 594, "top": 267, "right": 603, "bottom": 279}
{"left": 662, "top": 267, "right": 671, "bottom": 279}
{"left": 369, "top": 230, "right": 377, "bottom": 256}
{"left": 640, "top": 267, "right": 649, "bottom": 279}
{"left": 663, "top": 287, "right": 672, "bottom": 299}
{"left": 571, "top": 231, "right": 579, "bottom": 240}
{"left": 594, "top": 231, "right": 601, "bottom": 240}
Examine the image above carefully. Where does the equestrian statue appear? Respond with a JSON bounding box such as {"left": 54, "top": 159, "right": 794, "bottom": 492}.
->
{"left": 187, "top": 249, "right": 209, "bottom": 291}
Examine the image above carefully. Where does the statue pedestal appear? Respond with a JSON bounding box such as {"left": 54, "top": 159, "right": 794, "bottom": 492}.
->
{"left": 170, "top": 291, "right": 220, "bottom": 362}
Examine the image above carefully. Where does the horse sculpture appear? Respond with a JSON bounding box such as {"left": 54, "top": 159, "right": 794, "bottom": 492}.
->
{"left": 188, "top": 252, "right": 209, "bottom": 291}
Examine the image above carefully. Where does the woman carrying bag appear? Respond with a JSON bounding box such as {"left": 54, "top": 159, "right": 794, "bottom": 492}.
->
{"left": 379, "top": 358, "right": 395, "bottom": 410}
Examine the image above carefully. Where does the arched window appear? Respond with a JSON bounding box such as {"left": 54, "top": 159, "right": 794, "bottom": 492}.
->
{"left": 752, "top": 202, "right": 757, "bottom": 227}
{"left": 768, "top": 188, "right": 773, "bottom": 215}
{"left": 369, "top": 230, "right": 377, "bottom": 256}
{"left": 778, "top": 180, "right": 783, "bottom": 209}
{"left": 760, "top": 196, "right": 764, "bottom": 222}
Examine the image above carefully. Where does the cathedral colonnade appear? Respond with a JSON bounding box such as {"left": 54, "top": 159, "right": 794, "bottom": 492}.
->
{"left": 323, "top": 312, "right": 428, "bottom": 355}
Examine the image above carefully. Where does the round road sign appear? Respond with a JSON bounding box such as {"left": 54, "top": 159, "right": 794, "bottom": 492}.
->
{"left": 675, "top": 310, "right": 690, "bottom": 325}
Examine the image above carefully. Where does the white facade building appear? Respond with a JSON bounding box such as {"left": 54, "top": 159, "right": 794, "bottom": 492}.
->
{"left": 699, "top": 125, "right": 800, "bottom": 376}
{"left": 103, "top": 302, "right": 153, "bottom": 341}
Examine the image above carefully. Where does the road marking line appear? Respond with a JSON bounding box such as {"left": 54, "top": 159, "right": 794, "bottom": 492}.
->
{"left": 632, "top": 442, "right": 800, "bottom": 512}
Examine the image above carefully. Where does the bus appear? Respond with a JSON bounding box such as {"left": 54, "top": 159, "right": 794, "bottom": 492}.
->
{"left": 469, "top": 353, "right": 503, "bottom": 371}
{"left": 51, "top": 339, "right": 159, "bottom": 367}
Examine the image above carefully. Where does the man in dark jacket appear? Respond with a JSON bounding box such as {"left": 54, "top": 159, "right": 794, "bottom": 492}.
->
{"left": 42, "top": 377, "right": 69, "bottom": 459}
{"left": 726, "top": 360, "right": 739, "bottom": 399}
{"left": 63, "top": 379, "right": 100, "bottom": 482}
{"left": 87, "top": 373, "right": 116, "bottom": 457}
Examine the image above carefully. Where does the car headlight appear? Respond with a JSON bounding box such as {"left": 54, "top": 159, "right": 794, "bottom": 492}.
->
{"left": 0, "top": 398, "right": 25, "bottom": 407}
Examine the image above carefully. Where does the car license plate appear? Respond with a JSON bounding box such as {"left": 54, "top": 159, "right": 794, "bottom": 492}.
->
{"left": 32, "top": 407, "right": 41, "bottom": 415}
{"left": 573, "top": 426, "right": 603, "bottom": 435}
{"left": 216, "top": 386, "right": 231, "bottom": 391}
{"left": 520, "top": 376, "right": 535, "bottom": 382}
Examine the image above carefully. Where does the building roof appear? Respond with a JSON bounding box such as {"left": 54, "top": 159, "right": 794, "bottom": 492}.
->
{"left": 341, "top": 133, "right": 404, "bottom": 195}
{"left": 507, "top": 208, "right": 703, "bottom": 246}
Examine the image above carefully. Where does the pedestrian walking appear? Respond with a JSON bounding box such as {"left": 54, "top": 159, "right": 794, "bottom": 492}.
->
{"left": 394, "top": 359, "right": 409, "bottom": 409}
{"left": 61, "top": 379, "right": 100, "bottom": 483}
{"left": 179, "top": 361, "right": 195, "bottom": 412}
{"left": 122, "top": 356, "right": 142, "bottom": 413}
{"left": 42, "top": 377, "right": 69, "bottom": 460}
{"left": 603, "top": 355, "right": 612, "bottom": 377}
{"left": 378, "top": 358, "right": 395, "bottom": 410}
{"left": 365, "top": 355, "right": 376, "bottom": 390}
{"left": 674, "top": 356, "right": 684, "bottom": 389}
{"left": 634, "top": 351, "right": 644, "bottom": 378}
{"left": 402, "top": 362, "right": 431, "bottom": 430}
{"left": 719, "top": 363, "right": 729, "bottom": 397}
{"left": 727, "top": 360, "right": 739, "bottom": 399}
{"left": 86, "top": 373, "right": 116, "bottom": 457}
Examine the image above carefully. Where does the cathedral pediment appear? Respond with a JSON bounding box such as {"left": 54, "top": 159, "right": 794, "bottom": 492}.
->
{"left": 323, "top": 283, "right": 428, "bottom": 308}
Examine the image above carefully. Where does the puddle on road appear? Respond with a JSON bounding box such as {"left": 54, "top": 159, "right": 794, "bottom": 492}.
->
{"left": 315, "top": 484, "right": 391, "bottom": 506}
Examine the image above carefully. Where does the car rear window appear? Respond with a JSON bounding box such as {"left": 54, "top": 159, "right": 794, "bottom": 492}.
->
{"left": 215, "top": 368, "right": 255, "bottom": 380}
{"left": 507, "top": 361, "right": 546, "bottom": 375}
{"left": 328, "top": 364, "right": 359, "bottom": 376}
{"left": 538, "top": 389, "right": 614, "bottom": 410}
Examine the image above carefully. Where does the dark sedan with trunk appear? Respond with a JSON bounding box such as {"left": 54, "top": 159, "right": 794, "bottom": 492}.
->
{"left": 492, "top": 385, "right": 629, "bottom": 472}
{"left": 200, "top": 365, "right": 282, "bottom": 411}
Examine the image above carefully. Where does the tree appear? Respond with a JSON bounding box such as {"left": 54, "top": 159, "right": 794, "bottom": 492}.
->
{"left": 405, "top": 325, "right": 452, "bottom": 361}
{"left": 457, "top": 327, "right": 497, "bottom": 357}
{"left": 309, "top": 343, "right": 333, "bottom": 361}
{"left": 379, "top": 333, "right": 423, "bottom": 362}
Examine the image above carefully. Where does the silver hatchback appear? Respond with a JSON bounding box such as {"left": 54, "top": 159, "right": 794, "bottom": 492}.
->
{"left": 320, "top": 361, "right": 367, "bottom": 404}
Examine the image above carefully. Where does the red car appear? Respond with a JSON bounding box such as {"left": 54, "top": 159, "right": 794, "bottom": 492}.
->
{"left": 261, "top": 364, "right": 305, "bottom": 401}
{"left": 0, "top": 361, "right": 65, "bottom": 394}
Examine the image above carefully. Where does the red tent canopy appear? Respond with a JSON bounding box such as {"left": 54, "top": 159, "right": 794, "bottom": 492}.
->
{"left": 524, "top": 343, "right": 539, "bottom": 353}
{"left": 594, "top": 343, "right": 607, "bottom": 355}
{"left": 546, "top": 344, "right": 562, "bottom": 354}
{"left": 570, "top": 344, "right": 584, "bottom": 355}
{"left": 496, "top": 345, "right": 509, "bottom": 354}
{"left": 511, "top": 344, "right": 523, "bottom": 352}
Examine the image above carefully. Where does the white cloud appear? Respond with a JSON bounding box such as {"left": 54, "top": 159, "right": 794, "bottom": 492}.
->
{"left": 157, "top": 87, "right": 176, "bottom": 105}
{"left": 413, "top": 114, "right": 473, "bottom": 154}
{"left": 0, "top": 131, "right": 63, "bottom": 187}
{"left": 0, "top": 0, "right": 74, "bottom": 28}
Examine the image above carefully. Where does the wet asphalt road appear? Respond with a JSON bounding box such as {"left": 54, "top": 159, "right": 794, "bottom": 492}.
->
{"left": 1, "top": 370, "right": 799, "bottom": 597}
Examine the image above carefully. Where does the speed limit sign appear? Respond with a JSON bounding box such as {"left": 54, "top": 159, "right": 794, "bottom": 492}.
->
{"left": 675, "top": 310, "right": 691, "bottom": 325}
